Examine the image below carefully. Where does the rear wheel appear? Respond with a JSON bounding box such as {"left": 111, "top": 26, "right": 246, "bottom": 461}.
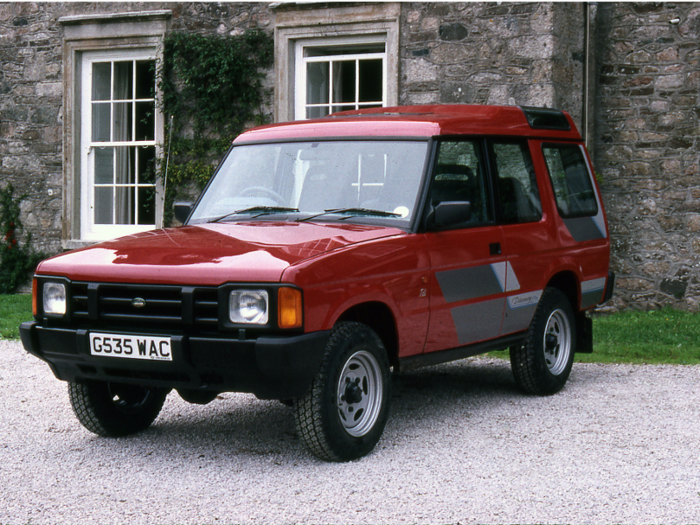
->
{"left": 510, "top": 288, "right": 576, "bottom": 395}
{"left": 68, "top": 380, "right": 168, "bottom": 437}
{"left": 294, "top": 322, "right": 391, "bottom": 462}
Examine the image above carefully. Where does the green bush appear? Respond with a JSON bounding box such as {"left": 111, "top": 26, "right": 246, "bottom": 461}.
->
{"left": 0, "top": 184, "right": 43, "bottom": 294}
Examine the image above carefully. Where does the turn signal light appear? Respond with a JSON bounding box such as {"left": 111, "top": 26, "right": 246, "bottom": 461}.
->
{"left": 32, "top": 278, "right": 37, "bottom": 317}
{"left": 278, "top": 287, "right": 302, "bottom": 329}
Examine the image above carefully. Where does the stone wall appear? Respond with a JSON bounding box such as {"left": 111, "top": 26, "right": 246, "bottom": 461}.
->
{"left": 594, "top": 3, "right": 700, "bottom": 311}
{"left": 399, "top": 2, "right": 586, "bottom": 127}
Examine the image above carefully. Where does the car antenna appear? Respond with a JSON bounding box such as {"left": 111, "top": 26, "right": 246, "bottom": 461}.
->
{"left": 162, "top": 114, "right": 174, "bottom": 215}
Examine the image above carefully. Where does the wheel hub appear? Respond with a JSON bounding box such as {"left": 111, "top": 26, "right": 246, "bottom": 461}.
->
{"left": 343, "top": 378, "right": 363, "bottom": 405}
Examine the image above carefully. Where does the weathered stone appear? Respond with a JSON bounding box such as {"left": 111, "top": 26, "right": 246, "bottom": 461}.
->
{"left": 660, "top": 278, "right": 688, "bottom": 299}
{"left": 439, "top": 23, "right": 468, "bottom": 41}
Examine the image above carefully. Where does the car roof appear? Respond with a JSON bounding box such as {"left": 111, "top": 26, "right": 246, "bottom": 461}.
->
{"left": 234, "top": 105, "right": 583, "bottom": 144}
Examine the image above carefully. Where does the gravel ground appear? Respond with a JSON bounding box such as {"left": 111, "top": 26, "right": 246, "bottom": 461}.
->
{"left": 1, "top": 338, "right": 699, "bottom": 525}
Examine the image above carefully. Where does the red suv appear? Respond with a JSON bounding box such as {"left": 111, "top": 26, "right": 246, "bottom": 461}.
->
{"left": 22, "top": 105, "right": 613, "bottom": 461}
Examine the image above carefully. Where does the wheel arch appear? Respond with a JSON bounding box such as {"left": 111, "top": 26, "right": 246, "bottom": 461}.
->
{"left": 545, "top": 270, "right": 580, "bottom": 311}
{"left": 336, "top": 301, "right": 399, "bottom": 368}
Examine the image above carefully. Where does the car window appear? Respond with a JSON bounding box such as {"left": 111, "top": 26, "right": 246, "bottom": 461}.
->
{"left": 189, "top": 140, "right": 429, "bottom": 227}
{"left": 430, "top": 140, "right": 492, "bottom": 225}
{"left": 543, "top": 144, "right": 598, "bottom": 218}
{"left": 492, "top": 141, "right": 542, "bottom": 224}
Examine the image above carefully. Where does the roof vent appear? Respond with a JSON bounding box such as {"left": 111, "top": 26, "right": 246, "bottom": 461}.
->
{"left": 521, "top": 107, "right": 571, "bottom": 131}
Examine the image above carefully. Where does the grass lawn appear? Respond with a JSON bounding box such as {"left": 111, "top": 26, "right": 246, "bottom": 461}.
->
{"left": 1, "top": 294, "right": 698, "bottom": 364}
{"left": 0, "top": 294, "right": 33, "bottom": 340}
{"left": 582, "top": 307, "right": 700, "bottom": 365}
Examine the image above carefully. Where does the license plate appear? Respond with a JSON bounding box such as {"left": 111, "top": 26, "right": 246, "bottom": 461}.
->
{"left": 89, "top": 332, "right": 173, "bottom": 362}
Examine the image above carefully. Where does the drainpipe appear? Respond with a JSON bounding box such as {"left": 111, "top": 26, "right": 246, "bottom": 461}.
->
{"left": 582, "top": 2, "right": 590, "bottom": 147}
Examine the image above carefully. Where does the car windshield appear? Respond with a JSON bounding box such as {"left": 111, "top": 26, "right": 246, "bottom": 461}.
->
{"left": 188, "top": 140, "right": 429, "bottom": 227}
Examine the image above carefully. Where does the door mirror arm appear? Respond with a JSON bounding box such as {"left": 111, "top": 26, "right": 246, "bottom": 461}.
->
{"left": 173, "top": 202, "right": 194, "bottom": 225}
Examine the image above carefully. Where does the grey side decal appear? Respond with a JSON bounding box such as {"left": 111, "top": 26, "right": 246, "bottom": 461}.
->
{"left": 436, "top": 264, "right": 503, "bottom": 303}
{"left": 563, "top": 217, "right": 605, "bottom": 243}
{"left": 451, "top": 298, "right": 505, "bottom": 345}
{"left": 501, "top": 290, "right": 542, "bottom": 335}
{"left": 581, "top": 277, "right": 606, "bottom": 308}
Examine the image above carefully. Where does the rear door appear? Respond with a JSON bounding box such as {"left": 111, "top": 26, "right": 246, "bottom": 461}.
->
{"left": 423, "top": 139, "right": 507, "bottom": 353}
{"left": 489, "top": 139, "right": 554, "bottom": 336}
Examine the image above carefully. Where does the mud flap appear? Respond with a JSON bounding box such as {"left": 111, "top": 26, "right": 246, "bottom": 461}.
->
{"left": 575, "top": 312, "right": 593, "bottom": 353}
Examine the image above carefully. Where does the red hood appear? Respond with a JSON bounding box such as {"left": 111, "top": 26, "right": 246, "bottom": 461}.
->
{"left": 37, "top": 222, "right": 404, "bottom": 285}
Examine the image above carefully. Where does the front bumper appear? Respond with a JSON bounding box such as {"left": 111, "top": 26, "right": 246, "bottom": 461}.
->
{"left": 20, "top": 322, "right": 330, "bottom": 400}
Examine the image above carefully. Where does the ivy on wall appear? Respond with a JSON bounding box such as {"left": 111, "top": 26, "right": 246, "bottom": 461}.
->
{"left": 0, "top": 184, "right": 44, "bottom": 293}
{"left": 159, "top": 30, "right": 274, "bottom": 225}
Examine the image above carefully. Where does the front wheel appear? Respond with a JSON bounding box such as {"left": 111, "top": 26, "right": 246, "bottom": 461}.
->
{"left": 68, "top": 381, "right": 168, "bottom": 437}
{"left": 510, "top": 288, "right": 576, "bottom": 395}
{"left": 293, "top": 322, "right": 391, "bottom": 462}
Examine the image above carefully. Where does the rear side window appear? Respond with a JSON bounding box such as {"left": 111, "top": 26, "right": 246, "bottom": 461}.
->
{"left": 491, "top": 141, "right": 542, "bottom": 224}
{"left": 543, "top": 144, "right": 598, "bottom": 218}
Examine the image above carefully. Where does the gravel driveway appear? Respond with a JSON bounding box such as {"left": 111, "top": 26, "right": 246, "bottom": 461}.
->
{"left": 1, "top": 338, "right": 699, "bottom": 524}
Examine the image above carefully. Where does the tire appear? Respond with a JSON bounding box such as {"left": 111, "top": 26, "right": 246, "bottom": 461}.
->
{"left": 68, "top": 380, "right": 168, "bottom": 437}
{"left": 293, "top": 322, "right": 391, "bottom": 462}
{"left": 510, "top": 288, "right": 576, "bottom": 395}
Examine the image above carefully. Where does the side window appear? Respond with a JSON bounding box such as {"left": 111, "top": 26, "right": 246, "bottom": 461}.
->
{"left": 543, "top": 144, "right": 598, "bottom": 218}
{"left": 492, "top": 142, "right": 542, "bottom": 224}
{"left": 431, "top": 141, "right": 491, "bottom": 225}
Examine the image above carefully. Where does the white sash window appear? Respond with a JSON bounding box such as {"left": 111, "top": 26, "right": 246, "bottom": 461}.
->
{"left": 80, "top": 49, "right": 160, "bottom": 240}
{"left": 295, "top": 39, "right": 386, "bottom": 120}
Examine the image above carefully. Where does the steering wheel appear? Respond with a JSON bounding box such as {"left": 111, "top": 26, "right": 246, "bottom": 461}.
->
{"left": 237, "top": 186, "right": 285, "bottom": 204}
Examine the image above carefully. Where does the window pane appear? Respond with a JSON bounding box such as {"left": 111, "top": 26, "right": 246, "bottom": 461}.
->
{"left": 95, "top": 187, "right": 113, "bottom": 224}
{"left": 135, "top": 60, "right": 155, "bottom": 99}
{"left": 138, "top": 146, "right": 156, "bottom": 184}
{"left": 135, "top": 101, "right": 155, "bottom": 141}
{"left": 433, "top": 141, "right": 491, "bottom": 225}
{"left": 359, "top": 59, "right": 383, "bottom": 102}
{"left": 113, "top": 61, "right": 133, "bottom": 100}
{"left": 92, "top": 103, "right": 111, "bottom": 142}
{"left": 138, "top": 187, "right": 156, "bottom": 225}
{"left": 113, "top": 102, "right": 133, "bottom": 142}
{"left": 494, "top": 142, "right": 542, "bottom": 224}
{"left": 332, "top": 104, "right": 356, "bottom": 114}
{"left": 543, "top": 145, "right": 597, "bottom": 218}
{"left": 115, "top": 187, "right": 135, "bottom": 225}
{"left": 306, "top": 62, "right": 329, "bottom": 105}
{"left": 332, "top": 60, "right": 356, "bottom": 104}
{"left": 94, "top": 147, "right": 114, "bottom": 184}
{"left": 115, "top": 147, "right": 135, "bottom": 185}
{"left": 306, "top": 106, "right": 329, "bottom": 119}
{"left": 92, "top": 63, "right": 111, "bottom": 101}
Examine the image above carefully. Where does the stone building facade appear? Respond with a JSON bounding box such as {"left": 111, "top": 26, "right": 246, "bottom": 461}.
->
{"left": 1, "top": 2, "right": 699, "bottom": 310}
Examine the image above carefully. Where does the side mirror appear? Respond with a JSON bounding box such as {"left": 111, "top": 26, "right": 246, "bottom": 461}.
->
{"left": 431, "top": 201, "right": 472, "bottom": 229}
{"left": 173, "top": 202, "right": 193, "bottom": 224}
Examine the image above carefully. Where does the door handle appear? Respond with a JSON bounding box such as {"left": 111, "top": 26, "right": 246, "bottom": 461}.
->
{"left": 490, "top": 242, "right": 502, "bottom": 256}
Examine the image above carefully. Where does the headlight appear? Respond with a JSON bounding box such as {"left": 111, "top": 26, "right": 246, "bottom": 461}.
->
{"left": 229, "top": 290, "right": 269, "bottom": 324}
{"left": 43, "top": 282, "right": 67, "bottom": 316}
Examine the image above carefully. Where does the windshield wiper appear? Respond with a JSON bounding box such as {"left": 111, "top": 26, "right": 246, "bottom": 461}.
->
{"left": 297, "top": 207, "right": 400, "bottom": 222}
{"left": 208, "top": 206, "right": 299, "bottom": 223}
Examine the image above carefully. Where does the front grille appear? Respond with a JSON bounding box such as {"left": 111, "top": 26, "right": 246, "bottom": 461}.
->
{"left": 70, "top": 283, "right": 219, "bottom": 331}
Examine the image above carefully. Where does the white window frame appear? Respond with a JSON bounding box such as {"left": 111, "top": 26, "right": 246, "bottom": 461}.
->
{"left": 80, "top": 48, "right": 161, "bottom": 241}
{"left": 59, "top": 11, "right": 170, "bottom": 249}
{"left": 294, "top": 36, "right": 387, "bottom": 120}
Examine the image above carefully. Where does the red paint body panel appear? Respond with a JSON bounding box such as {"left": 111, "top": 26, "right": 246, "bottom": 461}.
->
{"left": 36, "top": 223, "right": 405, "bottom": 286}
